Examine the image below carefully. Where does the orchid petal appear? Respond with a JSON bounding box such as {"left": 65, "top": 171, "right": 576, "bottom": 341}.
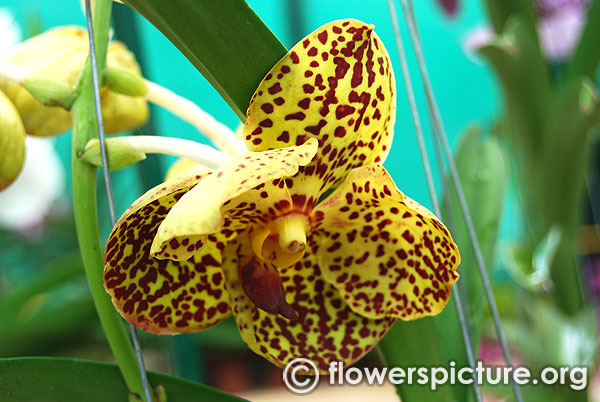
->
{"left": 151, "top": 138, "right": 318, "bottom": 260}
{"left": 104, "top": 172, "right": 232, "bottom": 334}
{"left": 244, "top": 19, "right": 396, "bottom": 203}
{"left": 312, "top": 165, "right": 460, "bottom": 320}
{"left": 221, "top": 234, "right": 395, "bottom": 372}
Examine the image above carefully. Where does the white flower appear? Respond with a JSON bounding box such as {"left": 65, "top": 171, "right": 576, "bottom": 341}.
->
{"left": 0, "top": 136, "right": 65, "bottom": 232}
{"left": 0, "top": 8, "right": 22, "bottom": 55}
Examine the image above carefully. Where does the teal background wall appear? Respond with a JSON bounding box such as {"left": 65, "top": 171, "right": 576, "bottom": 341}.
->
{"left": 2, "top": 0, "right": 516, "bottom": 242}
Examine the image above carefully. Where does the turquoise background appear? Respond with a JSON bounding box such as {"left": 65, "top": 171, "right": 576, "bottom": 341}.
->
{"left": 3, "top": 0, "right": 516, "bottom": 241}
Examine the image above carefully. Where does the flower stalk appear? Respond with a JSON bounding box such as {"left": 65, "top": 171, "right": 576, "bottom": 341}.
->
{"left": 144, "top": 80, "right": 246, "bottom": 156}
{"left": 81, "top": 135, "right": 234, "bottom": 170}
{"left": 70, "top": 0, "right": 150, "bottom": 400}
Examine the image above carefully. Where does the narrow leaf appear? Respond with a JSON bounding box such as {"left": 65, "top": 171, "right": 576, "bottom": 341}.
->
{"left": 567, "top": 0, "right": 600, "bottom": 81}
{"left": 0, "top": 357, "right": 247, "bottom": 402}
{"left": 121, "top": 0, "right": 287, "bottom": 119}
{"left": 379, "top": 319, "right": 457, "bottom": 402}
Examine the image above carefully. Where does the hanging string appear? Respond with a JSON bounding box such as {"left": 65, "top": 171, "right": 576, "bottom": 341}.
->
{"left": 385, "top": 1, "right": 482, "bottom": 401}
{"left": 396, "top": 1, "right": 524, "bottom": 401}
{"left": 84, "top": 1, "right": 153, "bottom": 401}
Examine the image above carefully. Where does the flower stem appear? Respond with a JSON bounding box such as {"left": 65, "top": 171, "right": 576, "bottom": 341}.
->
{"left": 113, "top": 135, "right": 234, "bottom": 168}
{"left": 71, "top": 0, "right": 149, "bottom": 400}
{"left": 144, "top": 80, "right": 247, "bottom": 157}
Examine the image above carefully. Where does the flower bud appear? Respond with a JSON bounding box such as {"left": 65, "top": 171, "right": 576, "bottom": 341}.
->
{"left": 103, "top": 67, "right": 148, "bottom": 97}
{"left": 80, "top": 138, "right": 146, "bottom": 171}
{"left": 102, "top": 41, "right": 149, "bottom": 134}
{"left": 0, "top": 90, "right": 26, "bottom": 191}
{"left": 0, "top": 26, "right": 149, "bottom": 136}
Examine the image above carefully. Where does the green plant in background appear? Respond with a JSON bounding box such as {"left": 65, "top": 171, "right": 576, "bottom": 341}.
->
{"left": 453, "top": 0, "right": 600, "bottom": 401}
{"left": 479, "top": 0, "right": 600, "bottom": 315}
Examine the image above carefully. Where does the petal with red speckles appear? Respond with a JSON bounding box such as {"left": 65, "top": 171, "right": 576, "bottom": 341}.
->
{"left": 103, "top": 173, "right": 233, "bottom": 334}
{"left": 244, "top": 19, "right": 396, "bottom": 204}
{"left": 151, "top": 138, "right": 318, "bottom": 260}
{"left": 311, "top": 164, "right": 460, "bottom": 320}
{"left": 221, "top": 233, "right": 395, "bottom": 372}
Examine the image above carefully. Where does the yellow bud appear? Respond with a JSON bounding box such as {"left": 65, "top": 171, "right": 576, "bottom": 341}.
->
{"left": 102, "top": 41, "right": 149, "bottom": 134}
{"left": 0, "top": 26, "right": 149, "bottom": 136}
{"left": 0, "top": 90, "right": 26, "bottom": 191}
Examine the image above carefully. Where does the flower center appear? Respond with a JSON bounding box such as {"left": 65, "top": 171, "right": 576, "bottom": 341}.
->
{"left": 250, "top": 213, "right": 309, "bottom": 269}
{"left": 240, "top": 213, "right": 309, "bottom": 319}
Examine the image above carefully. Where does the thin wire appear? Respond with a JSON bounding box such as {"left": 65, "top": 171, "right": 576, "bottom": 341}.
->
{"left": 385, "top": 2, "right": 482, "bottom": 401}
{"left": 399, "top": 1, "right": 524, "bottom": 401}
{"left": 84, "top": 2, "right": 153, "bottom": 401}
{"left": 385, "top": 0, "right": 439, "bottom": 215}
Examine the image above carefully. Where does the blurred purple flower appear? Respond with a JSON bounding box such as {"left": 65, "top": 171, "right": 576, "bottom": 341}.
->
{"left": 437, "top": 0, "right": 459, "bottom": 17}
{"left": 463, "top": 0, "right": 591, "bottom": 61}
{"left": 537, "top": 0, "right": 591, "bottom": 59}
{"left": 583, "top": 255, "right": 600, "bottom": 302}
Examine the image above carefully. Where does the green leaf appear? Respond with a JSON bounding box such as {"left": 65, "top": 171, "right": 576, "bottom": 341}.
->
{"left": 442, "top": 126, "right": 508, "bottom": 331}
{"left": 535, "top": 78, "right": 600, "bottom": 314}
{"left": 0, "top": 357, "right": 247, "bottom": 402}
{"left": 499, "top": 299, "right": 594, "bottom": 402}
{"left": 433, "top": 126, "right": 508, "bottom": 402}
{"left": 567, "top": 0, "right": 600, "bottom": 81}
{"left": 478, "top": 16, "right": 551, "bottom": 163}
{"left": 0, "top": 253, "right": 96, "bottom": 357}
{"left": 121, "top": 0, "right": 287, "bottom": 120}
{"left": 481, "top": 0, "right": 538, "bottom": 36}
{"left": 378, "top": 319, "right": 457, "bottom": 402}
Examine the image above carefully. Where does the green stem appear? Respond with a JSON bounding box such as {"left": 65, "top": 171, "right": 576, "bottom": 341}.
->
{"left": 71, "top": 0, "right": 148, "bottom": 400}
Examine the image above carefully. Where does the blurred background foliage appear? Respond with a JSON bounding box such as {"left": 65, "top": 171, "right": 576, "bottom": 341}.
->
{"left": 0, "top": 0, "right": 599, "bottom": 401}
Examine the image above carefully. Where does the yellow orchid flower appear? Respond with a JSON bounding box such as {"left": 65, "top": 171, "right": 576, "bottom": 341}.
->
{"left": 103, "top": 19, "right": 460, "bottom": 372}
{"left": 0, "top": 26, "right": 148, "bottom": 136}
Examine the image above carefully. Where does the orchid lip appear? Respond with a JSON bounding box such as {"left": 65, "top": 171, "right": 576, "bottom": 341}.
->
{"left": 239, "top": 259, "right": 298, "bottom": 321}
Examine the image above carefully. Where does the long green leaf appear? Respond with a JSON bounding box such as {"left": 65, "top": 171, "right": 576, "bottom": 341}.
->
{"left": 434, "top": 126, "right": 508, "bottom": 402}
{"left": 537, "top": 79, "right": 600, "bottom": 314}
{"left": 121, "top": 0, "right": 287, "bottom": 120}
{"left": 478, "top": 16, "right": 551, "bottom": 162}
{"left": 0, "top": 357, "right": 246, "bottom": 402}
{"left": 379, "top": 319, "right": 456, "bottom": 402}
{"left": 440, "top": 126, "right": 507, "bottom": 343}
{"left": 567, "top": 0, "right": 600, "bottom": 81}
{"left": 481, "top": 0, "right": 538, "bottom": 37}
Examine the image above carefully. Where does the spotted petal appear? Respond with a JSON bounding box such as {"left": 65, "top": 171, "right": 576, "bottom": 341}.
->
{"left": 152, "top": 138, "right": 318, "bottom": 260}
{"left": 244, "top": 19, "right": 396, "bottom": 203}
{"left": 311, "top": 165, "right": 460, "bottom": 320}
{"left": 104, "top": 172, "right": 232, "bottom": 334}
{"left": 221, "top": 233, "right": 395, "bottom": 372}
